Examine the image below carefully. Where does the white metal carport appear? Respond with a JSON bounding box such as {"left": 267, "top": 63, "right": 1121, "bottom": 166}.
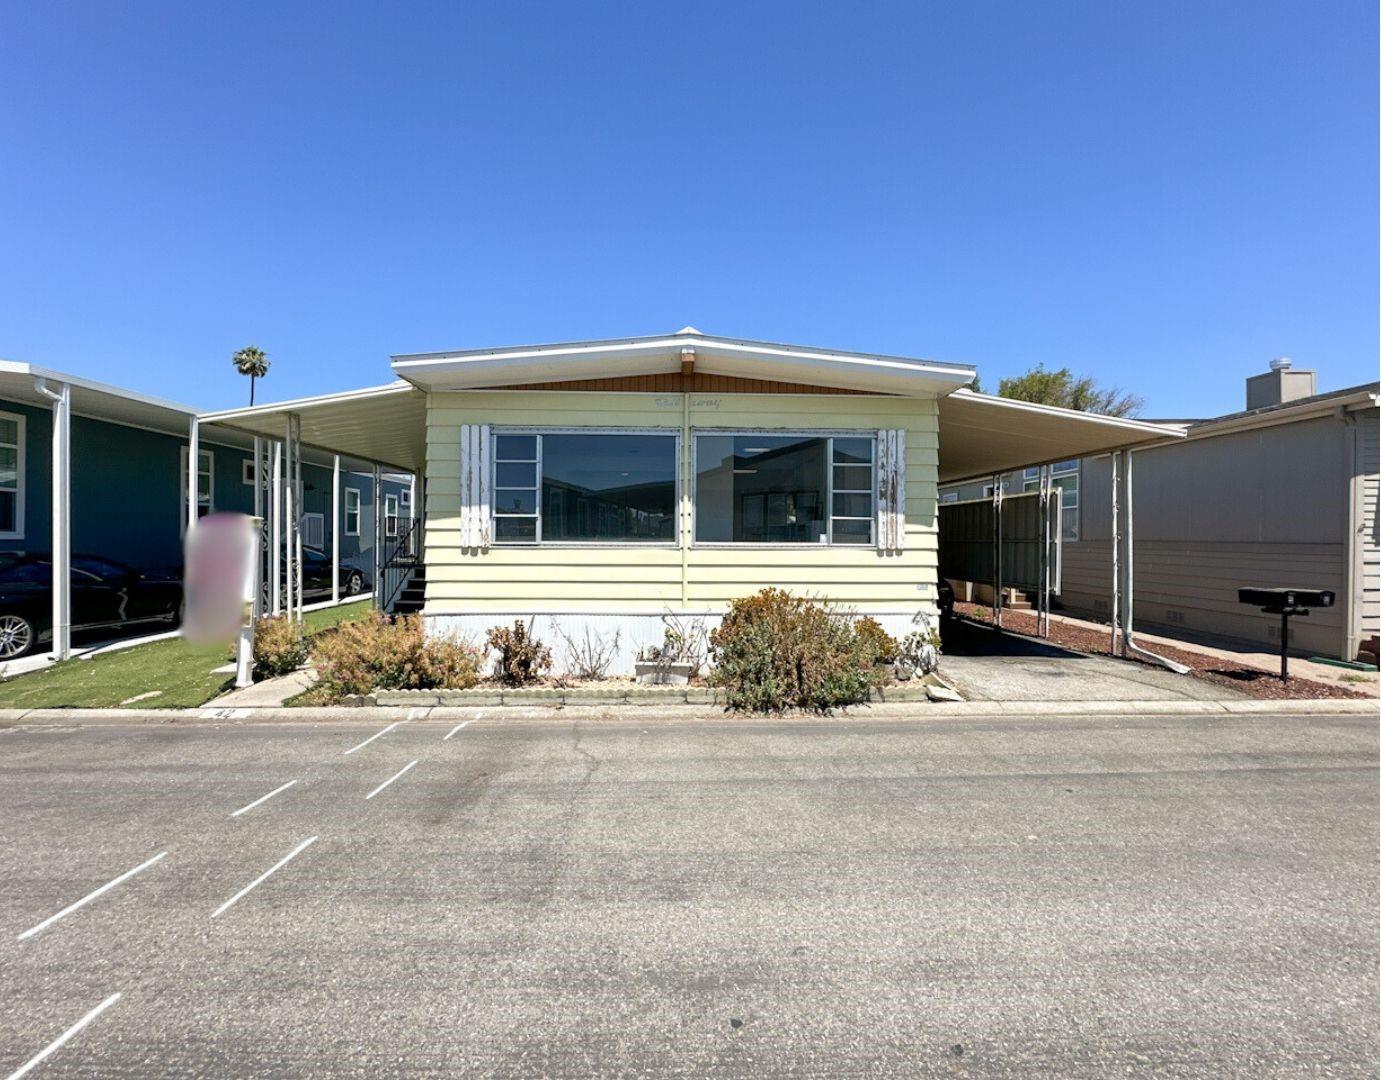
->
{"left": 936, "top": 389, "right": 1188, "bottom": 670}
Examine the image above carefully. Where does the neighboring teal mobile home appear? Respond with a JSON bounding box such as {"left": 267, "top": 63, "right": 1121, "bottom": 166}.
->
{"left": 0, "top": 361, "right": 411, "bottom": 659}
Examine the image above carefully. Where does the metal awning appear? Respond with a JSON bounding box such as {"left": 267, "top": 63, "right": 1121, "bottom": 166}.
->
{"left": 937, "top": 390, "right": 1185, "bottom": 484}
{"left": 197, "top": 382, "right": 426, "bottom": 473}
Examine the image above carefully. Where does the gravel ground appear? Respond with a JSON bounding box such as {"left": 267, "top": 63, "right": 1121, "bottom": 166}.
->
{"left": 955, "top": 603, "right": 1370, "bottom": 701}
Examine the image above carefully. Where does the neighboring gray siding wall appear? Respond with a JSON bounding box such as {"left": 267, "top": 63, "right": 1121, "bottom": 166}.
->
{"left": 1059, "top": 415, "right": 1353, "bottom": 658}
{"left": 1356, "top": 409, "right": 1379, "bottom": 638}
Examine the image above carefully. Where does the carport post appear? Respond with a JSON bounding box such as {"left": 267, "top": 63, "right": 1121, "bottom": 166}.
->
{"left": 991, "top": 476, "right": 1003, "bottom": 629}
{"left": 1038, "top": 464, "right": 1051, "bottom": 637}
{"left": 1109, "top": 452, "right": 1121, "bottom": 653}
{"left": 372, "top": 463, "right": 382, "bottom": 607}
{"left": 331, "top": 454, "right": 340, "bottom": 604}
{"left": 34, "top": 379, "right": 71, "bottom": 660}
{"left": 270, "top": 441, "right": 282, "bottom": 615}
{"left": 283, "top": 416, "right": 295, "bottom": 622}
{"left": 292, "top": 416, "right": 303, "bottom": 621}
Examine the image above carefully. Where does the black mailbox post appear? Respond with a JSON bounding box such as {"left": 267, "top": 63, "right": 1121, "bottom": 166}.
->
{"left": 1237, "top": 588, "right": 1335, "bottom": 682}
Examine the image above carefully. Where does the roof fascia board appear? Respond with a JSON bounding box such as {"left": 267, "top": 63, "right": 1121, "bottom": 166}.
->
{"left": 391, "top": 333, "right": 976, "bottom": 396}
{"left": 1178, "top": 388, "right": 1379, "bottom": 440}
{"left": 197, "top": 382, "right": 417, "bottom": 423}
{"left": 944, "top": 389, "right": 1187, "bottom": 439}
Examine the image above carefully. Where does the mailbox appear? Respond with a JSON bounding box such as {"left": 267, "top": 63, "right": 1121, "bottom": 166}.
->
{"left": 1237, "top": 587, "right": 1335, "bottom": 682}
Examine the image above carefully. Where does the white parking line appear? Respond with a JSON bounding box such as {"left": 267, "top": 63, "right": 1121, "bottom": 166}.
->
{"left": 366, "top": 760, "right": 419, "bottom": 800}
{"left": 443, "top": 721, "right": 470, "bottom": 740}
{"left": 211, "top": 836, "right": 318, "bottom": 919}
{"left": 343, "top": 721, "right": 402, "bottom": 755}
{"left": 17, "top": 852, "right": 167, "bottom": 942}
{"left": 230, "top": 779, "right": 299, "bottom": 818}
{"left": 5, "top": 993, "right": 122, "bottom": 1080}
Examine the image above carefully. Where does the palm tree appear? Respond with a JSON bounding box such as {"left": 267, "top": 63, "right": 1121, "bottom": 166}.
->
{"left": 232, "top": 346, "right": 270, "bottom": 405}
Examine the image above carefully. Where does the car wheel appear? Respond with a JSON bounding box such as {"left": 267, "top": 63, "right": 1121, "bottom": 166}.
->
{"left": 345, "top": 571, "right": 364, "bottom": 597}
{"left": 0, "top": 615, "right": 35, "bottom": 659}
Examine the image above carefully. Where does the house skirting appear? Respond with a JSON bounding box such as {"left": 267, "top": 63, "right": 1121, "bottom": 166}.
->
{"left": 425, "top": 609, "right": 934, "bottom": 676}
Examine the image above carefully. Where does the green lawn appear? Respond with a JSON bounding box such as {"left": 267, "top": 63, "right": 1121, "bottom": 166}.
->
{"left": 0, "top": 599, "right": 372, "bottom": 710}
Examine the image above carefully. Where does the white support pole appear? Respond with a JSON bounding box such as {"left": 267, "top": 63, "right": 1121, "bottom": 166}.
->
{"left": 1039, "top": 464, "right": 1051, "bottom": 637}
{"left": 1119, "top": 448, "right": 1191, "bottom": 674}
{"left": 409, "top": 472, "right": 417, "bottom": 557}
{"left": 992, "top": 475, "right": 1003, "bottom": 630}
{"left": 283, "top": 416, "right": 293, "bottom": 622}
{"left": 270, "top": 441, "right": 282, "bottom": 615}
{"left": 1109, "top": 452, "right": 1121, "bottom": 654}
{"left": 186, "top": 416, "right": 199, "bottom": 536}
{"left": 293, "top": 417, "right": 303, "bottom": 621}
{"left": 372, "top": 463, "right": 382, "bottom": 608}
{"left": 331, "top": 454, "right": 341, "bottom": 604}
{"left": 34, "top": 380, "right": 72, "bottom": 660}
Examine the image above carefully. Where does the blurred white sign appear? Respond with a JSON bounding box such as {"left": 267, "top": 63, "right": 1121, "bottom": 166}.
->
{"left": 183, "top": 513, "right": 257, "bottom": 646}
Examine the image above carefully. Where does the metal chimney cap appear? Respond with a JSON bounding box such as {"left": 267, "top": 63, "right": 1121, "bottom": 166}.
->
{"left": 1269, "top": 356, "right": 1293, "bottom": 371}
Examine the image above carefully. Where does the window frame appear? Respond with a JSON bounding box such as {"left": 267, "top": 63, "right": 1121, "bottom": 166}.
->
{"left": 241, "top": 458, "right": 256, "bottom": 486}
{"left": 180, "top": 446, "right": 214, "bottom": 533}
{"left": 384, "top": 493, "right": 400, "bottom": 538}
{"left": 690, "top": 429, "right": 879, "bottom": 549}
{"left": 302, "top": 511, "right": 325, "bottom": 550}
{"left": 490, "top": 427, "right": 682, "bottom": 547}
{"left": 344, "top": 487, "right": 362, "bottom": 537}
{"left": 0, "top": 411, "right": 25, "bottom": 541}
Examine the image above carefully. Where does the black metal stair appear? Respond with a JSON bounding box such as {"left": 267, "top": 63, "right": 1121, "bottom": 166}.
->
{"left": 391, "top": 566, "right": 426, "bottom": 615}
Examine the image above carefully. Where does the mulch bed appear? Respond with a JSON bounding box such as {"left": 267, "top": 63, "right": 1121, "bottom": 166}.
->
{"left": 954, "top": 602, "right": 1370, "bottom": 701}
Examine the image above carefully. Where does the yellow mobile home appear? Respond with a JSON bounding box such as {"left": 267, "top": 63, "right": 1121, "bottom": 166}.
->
{"left": 199, "top": 329, "right": 1181, "bottom": 673}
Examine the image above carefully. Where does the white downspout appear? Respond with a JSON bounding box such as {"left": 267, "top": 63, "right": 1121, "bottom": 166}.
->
{"left": 331, "top": 454, "right": 341, "bottom": 604}
{"left": 1120, "top": 448, "right": 1191, "bottom": 674}
{"left": 34, "top": 379, "right": 70, "bottom": 661}
{"left": 270, "top": 441, "right": 282, "bottom": 615}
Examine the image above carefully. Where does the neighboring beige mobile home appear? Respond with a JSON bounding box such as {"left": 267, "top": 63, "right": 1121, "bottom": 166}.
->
{"left": 943, "top": 362, "right": 1380, "bottom": 662}
{"left": 199, "top": 329, "right": 1181, "bottom": 673}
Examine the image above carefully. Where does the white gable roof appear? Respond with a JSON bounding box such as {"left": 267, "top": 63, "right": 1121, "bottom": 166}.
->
{"left": 391, "top": 330, "right": 977, "bottom": 396}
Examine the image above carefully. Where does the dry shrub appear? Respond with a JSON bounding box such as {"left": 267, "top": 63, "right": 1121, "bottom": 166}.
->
{"left": 312, "top": 612, "right": 481, "bottom": 701}
{"left": 486, "top": 619, "right": 552, "bottom": 686}
{"left": 253, "top": 615, "right": 308, "bottom": 680}
{"left": 853, "top": 616, "right": 898, "bottom": 666}
{"left": 708, "top": 588, "right": 880, "bottom": 712}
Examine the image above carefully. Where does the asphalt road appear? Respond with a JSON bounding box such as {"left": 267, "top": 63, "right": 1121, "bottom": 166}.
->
{"left": 1, "top": 711, "right": 1376, "bottom": 1077}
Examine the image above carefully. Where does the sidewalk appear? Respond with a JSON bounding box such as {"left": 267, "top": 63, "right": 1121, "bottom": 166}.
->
{"left": 1046, "top": 610, "right": 1379, "bottom": 694}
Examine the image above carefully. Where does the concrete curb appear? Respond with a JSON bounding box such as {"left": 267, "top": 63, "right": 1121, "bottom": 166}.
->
{"left": 0, "top": 698, "right": 1373, "bottom": 726}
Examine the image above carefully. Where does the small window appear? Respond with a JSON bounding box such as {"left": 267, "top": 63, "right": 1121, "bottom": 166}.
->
{"left": 939, "top": 491, "right": 959, "bottom": 504}
{"left": 0, "top": 412, "right": 24, "bottom": 539}
{"left": 302, "top": 512, "right": 325, "bottom": 549}
{"left": 384, "top": 494, "right": 399, "bottom": 538}
{"left": 241, "top": 459, "right": 256, "bottom": 486}
{"left": 344, "top": 488, "right": 361, "bottom": 537}
{"left": 181, "top": 447, "right": 213, "bottom": 530}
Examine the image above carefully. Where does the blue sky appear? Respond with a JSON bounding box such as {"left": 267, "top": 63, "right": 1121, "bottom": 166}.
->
{"left": 1, "top": 1, "right": 1375, "bottom": 416}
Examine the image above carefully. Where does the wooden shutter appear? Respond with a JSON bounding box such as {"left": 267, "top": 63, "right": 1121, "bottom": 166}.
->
{"left": 459, "top": 423, "right": 491, "bottom": 549}
{"left": 876, "top": 429, "right": 906, "bottom": 551}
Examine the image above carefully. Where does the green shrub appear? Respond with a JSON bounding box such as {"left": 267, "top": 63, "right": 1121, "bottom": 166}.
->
{"left": 312, "top": 612, "right": 482, "bottom": 701}
{"left": 486, "top": 619, "right": 552, "bottom": 686}
{"left": 253, "top": 615, "right": 308, "bottom": 680}
{"left": 853, "top": 616, "right": 898, "bottom": 666}
{"left": 708, "top": 588, "right": 880, "bottom": 712}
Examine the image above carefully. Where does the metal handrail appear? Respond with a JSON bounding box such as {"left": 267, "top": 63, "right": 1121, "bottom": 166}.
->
{"left": 377, "top": 517, "right": 422, "bottom": 613}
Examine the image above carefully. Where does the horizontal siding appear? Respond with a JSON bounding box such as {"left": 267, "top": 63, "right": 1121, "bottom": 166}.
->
{"left": 1057, "top": 539, "right": 1349, "bottom": 657}
{"left": 424, "top": 390, "right": 939, "bottom": 614}
{"left": 1359, "top": 413, "right": 1379, "bottom": 634}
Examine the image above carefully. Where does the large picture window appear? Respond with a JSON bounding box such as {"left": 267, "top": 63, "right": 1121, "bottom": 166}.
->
{"left": 492, "top": 432, "right": 677, "bottom": 544}
{"left": 694, "top": 433, "right": 875, "bottom": 545}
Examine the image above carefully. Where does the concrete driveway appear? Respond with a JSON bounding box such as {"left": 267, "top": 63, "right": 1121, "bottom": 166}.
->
{"left": 940, "top": 618, "right": 1245, "bottom": 702}
{"left": 0, "top": 710, "right": 1376, "bottom": 1076}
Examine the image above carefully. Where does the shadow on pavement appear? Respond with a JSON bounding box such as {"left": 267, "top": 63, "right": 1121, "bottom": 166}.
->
{"left": 940, "top": 616, "right": 1090, "bottom": 660}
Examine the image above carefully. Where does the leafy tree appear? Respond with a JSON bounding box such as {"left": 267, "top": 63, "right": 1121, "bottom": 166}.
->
{"left": 996, "top": 364, "right": 1143, "bottom": 417}
{"left": 232, "top": 346, "right": 270, "bottom": 405}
